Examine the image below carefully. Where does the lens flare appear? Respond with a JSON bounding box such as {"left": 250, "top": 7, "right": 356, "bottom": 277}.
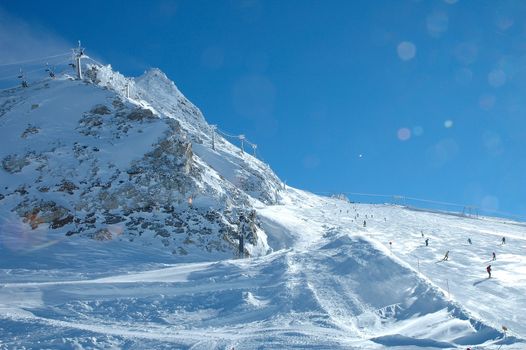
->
{"left": 488, "top": 69, "right": 506, "bottom": 88}
{"left": 397, "top": 42, "right": 416, "bottom": 61}
{"left": 0, "top": 214, "right": 50, "bottom": 252}
{"left": 397, "top": 128, "right": 411, "bottom": 141}
{"left": 479, "top": 94, "right": 496, "bottom": 110}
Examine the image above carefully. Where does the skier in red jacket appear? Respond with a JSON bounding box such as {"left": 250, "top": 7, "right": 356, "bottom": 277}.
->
{"left": 486, "top": 265, "right": 492, "bottom": 278}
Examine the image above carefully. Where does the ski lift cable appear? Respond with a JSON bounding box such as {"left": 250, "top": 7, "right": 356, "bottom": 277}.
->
{"left": 0, "top": 58, "right": 71, "bottom": 82}
{"left": 0, "top": 83, "right": 22, "bottom": 91}
{"left": 84, "top": 56, "right": 105, "bottom": 67}
{"left": 0, "top": 60, "right": 69, "bottom": 81}
{"left": 403, "top": 196, "right": 464, "bottom": 208}
{"left": 0, "top": 52, "right": 71, "bottom": 68}
{"left": 216, "top": 128, "right": 240, "bottom": 139}
{"left": 314, "top": 190, "right": 526, "bottom": 220}
{"left": 0, "top": 67, "right": 48, "bottom": 81}
{"left": 216, "top": 128, "right": 256, "bottom": 147}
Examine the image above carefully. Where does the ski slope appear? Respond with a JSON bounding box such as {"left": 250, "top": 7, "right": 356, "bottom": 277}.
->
{"left": 1, "top": 188, "right": 524, "bottom": 349}
{"left": 0, "top": 61, "right": 524, "bottom": 349}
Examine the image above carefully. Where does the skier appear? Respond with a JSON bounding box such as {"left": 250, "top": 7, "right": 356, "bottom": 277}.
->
{"left": 501, "top": 236, "right": 506, "bottom": 245}
{"left": 363, "top": 220, "right": 366, "bottom": 227}
{"left": 425, "top": 238, "right": 429, "bottom": 247}
{"left": 492, "top": 252, "right": 496, "bottom": 261}
{"left": 443, "top": 251, "right": 449, "bottom": 261}
{"left": 467, "top": 238, "right": 472, "bottom": 245}
{"left": 486, "top": 265, "right": 492, "bottom": 278}
{"left": 421, "top": 231, "right": 424, "bottom": 238}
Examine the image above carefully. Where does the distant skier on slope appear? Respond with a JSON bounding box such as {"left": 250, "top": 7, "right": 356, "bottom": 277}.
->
{"left": 492, "top": 252, "right": 496, "bottom": 261}
{"left": 486, "top": 265, "right": 492, "bottom": 278}
{"left": 425, "top": 238, "right": 429, "bottom": 247}
{"left": 363, "top": 220, "right": 366, "bottom": 227}
{"left": 442, "top": 251, "right": 449, "bottom": 261}
{"left": 501, "top": 236, "right": 506, "bottom": 245}
{"left": 467, "top": 238, "right": 472, "bottom": 245}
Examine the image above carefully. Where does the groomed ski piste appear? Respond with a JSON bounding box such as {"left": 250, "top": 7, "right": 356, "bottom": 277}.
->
{"left": 0, "top": 60, "right": 525, "bottom": 349}
{"left": 1, "top": 190, "right": 525, "bottom": 349}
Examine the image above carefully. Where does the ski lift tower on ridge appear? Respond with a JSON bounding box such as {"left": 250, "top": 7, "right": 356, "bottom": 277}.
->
{"left": 239, "top": 134, "right": 245, "bottom": 153}
{"left": 124, "top": 78, "right": 130, "bottom": 99}
{"left": 72, "top": 40, "right": 85, "bottom": 80}
{"left": 211, "top": 125, "right": 217, "bottom": 150}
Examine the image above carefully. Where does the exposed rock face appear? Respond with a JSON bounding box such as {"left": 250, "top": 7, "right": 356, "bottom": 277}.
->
{"left": 2, "top": 154, "right": 31, "bottom": 173}
{"left": 21, "top": 125, "right": 40, "bottom": 138}
{"left": 90, "top": 104, "right": 112, "bottom": 115}
{"left": 127, "top": 108, "right": 155, "bottom": 121}
{"left": 14, "top": 200, "right": 72, "bottom": 230}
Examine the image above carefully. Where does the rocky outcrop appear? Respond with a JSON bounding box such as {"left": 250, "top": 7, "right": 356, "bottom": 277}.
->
{"left": 0, "top": 65, "right": 277, "bottom": 258}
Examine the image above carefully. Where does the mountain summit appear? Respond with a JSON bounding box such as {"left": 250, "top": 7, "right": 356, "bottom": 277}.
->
{"left": 0, "top": 62, "right": 281, "bottom": 258}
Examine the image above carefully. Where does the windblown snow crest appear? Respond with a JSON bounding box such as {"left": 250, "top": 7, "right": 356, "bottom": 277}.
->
{"left": 0, "top": 63, "right": 283, "bottom": 259}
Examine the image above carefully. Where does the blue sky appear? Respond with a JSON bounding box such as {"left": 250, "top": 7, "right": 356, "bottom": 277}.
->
{"left": 1, "top": 0, "right": 526, "bottom": 218}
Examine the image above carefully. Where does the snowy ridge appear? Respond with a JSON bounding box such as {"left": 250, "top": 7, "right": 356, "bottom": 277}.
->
{"left": 1, "top": 61, "right": 525, "bottom": 349}
{"left": 0, "top": 62, "right": 283, "bottom": 261}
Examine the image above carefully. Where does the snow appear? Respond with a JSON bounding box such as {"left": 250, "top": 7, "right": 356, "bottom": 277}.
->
{"left": 1, "top": 190, "right": 525, "bottom": 349}
{"left": 1, "top": 64, "right": 525, "bottom": 349}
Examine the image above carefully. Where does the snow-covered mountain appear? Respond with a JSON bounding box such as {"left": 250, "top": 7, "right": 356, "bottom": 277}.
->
{"left": 1, "top": 62, "right": 525, "bottom": 349}
{"left": 0, "top": 62, "right": 283, "bottom": 259}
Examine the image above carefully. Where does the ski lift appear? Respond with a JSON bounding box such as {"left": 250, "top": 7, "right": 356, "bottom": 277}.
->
{"left": 18, "top": 69, "right": 29, "bottom": 88}
{"left": 45, "top": 63, "right": 56, "bottom": 78}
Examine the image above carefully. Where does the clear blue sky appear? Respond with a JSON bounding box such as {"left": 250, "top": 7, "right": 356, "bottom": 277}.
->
{"left": 1, "top": 0, "right": 526, "bottom": 218}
